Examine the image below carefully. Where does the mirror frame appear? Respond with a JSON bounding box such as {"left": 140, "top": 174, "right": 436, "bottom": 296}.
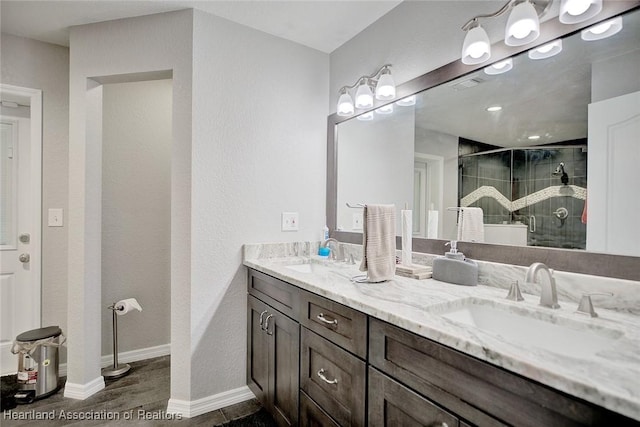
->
{"left": 327, "top": 1, "right": 640, "bottom": 281}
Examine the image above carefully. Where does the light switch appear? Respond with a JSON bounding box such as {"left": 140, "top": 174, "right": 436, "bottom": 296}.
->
{"left": 281, "top": 212, "right": 299, "bottom": 231}
{"left": 48, "top": 208, "right": 63, "bottom": 227}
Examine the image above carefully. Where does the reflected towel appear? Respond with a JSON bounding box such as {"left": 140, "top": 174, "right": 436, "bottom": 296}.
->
{"left": 581, "top": 198, "right": 587, "bottom": 224}
{"left": 457, "top": 207, "right": 485, "bottom": 243}
{"left": 360, "top": 204, "right": 396, "bottom": 282}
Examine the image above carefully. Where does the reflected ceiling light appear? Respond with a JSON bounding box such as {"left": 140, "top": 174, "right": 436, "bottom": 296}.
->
{"left": 357, "top": 112, "right": 374, "bottom": 121}
{"left": 375, "top": 104, "right": 394, "bottom": 115}
{"left": 396, "top": 95, "right": 416, "bottom": 106}
{"left": 337, "top": 88, "right": 354, "bottom": 117}
{"left": 461, "top": 22, "right": 491, "bottom": 65}
{"left": 528, "top": 39, "right": 563, "bottom": 59}
{"left": 484, "top": 58, "right": 513, "bottom": 75}
{"left": 505, "top": 1, "right": 540, "bottom": 46}
{"left": 581, "top": 17, "right": 623, "bottom": 41}
{"left": 335, "top": 64, "right": 396, "bottom": 116}
{"left": 528, "top": 135, "right": 541, "bottom": 140}
{"left": 486, "top": 106, "right": 503, "bottom": 112}
{"left": 559, "top": 0, "right": 602, "bottom": 24}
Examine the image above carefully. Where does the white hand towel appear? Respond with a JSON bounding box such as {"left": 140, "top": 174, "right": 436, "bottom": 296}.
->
{"left": 359, "top": 204, "right": 396, "bottom": 282}
{"left": 457, "top": 207, "right": 485, "bottom": 243}
{"left": 114, "top": 298, "right": 142, "bottom": 315}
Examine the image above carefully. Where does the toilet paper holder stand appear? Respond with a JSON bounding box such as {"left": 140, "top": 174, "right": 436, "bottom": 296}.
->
{"left": 102, "top": 304, "right": 131, "bottom": 379}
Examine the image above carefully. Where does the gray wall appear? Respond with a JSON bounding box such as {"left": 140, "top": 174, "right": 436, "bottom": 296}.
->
{"left": 101, "top": 79, "right": 172, "bottom": 356}
{"left": 0, "top": 33, "right": 69, "bottom": 342}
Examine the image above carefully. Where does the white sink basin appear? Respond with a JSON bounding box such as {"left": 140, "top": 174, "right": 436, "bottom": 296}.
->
{"left": 284, "top": 263, "right": 315, "bottom": 274}
{"left": 435, "top": 298, "right": 623, "bottom": 359}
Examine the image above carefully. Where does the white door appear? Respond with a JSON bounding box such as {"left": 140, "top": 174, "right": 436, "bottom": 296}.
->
{"left": 0, "top": 85, "right": 42, "bottom": 375}
{"left": 587, "top": 91, "right": 640, "bottom": 256}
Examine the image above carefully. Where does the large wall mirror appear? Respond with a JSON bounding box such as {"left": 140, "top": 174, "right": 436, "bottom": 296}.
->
{"left": 328, "top": 2, "right": 640, "bottom": 280}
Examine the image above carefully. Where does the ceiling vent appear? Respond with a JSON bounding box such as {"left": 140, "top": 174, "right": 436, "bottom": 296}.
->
{"left": 451, "top": 77, "right": 485, "bottom": 91}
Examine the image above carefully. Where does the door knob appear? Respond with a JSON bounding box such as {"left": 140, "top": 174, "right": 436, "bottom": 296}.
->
{"left": 19, "top": 253, "right": 30, "bottom": 263}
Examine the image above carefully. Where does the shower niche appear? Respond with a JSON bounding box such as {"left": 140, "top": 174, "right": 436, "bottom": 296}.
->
{"left": 459, "top": 143, "right": 588, "bottom": 250}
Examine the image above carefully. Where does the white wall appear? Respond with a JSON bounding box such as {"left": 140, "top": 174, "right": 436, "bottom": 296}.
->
{"left": 190, "top": 9, "right": 328, "bottom": 400}
{"left": 68, "top": 10, "right": 193, "bottom": 399}
{"left": 336, "top": 108, "right": 414, "bottom": 233}
{"left": 591, "top": 49, "right": 640, "bottom": 103}
{"left": 0, "top": 33, "right": 69, "bottom": 343}
{"left": 101, "top": 80, "right": 172, "bottom": 356}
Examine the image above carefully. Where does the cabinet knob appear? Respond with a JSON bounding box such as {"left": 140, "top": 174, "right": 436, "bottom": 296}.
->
{"left": 316, "top": 313, "right": 338, "bottom": 327}
{"left": 317, "top": 368, "right": 338, "bottom": 385}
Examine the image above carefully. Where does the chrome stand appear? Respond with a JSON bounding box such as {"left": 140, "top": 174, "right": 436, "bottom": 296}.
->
{"left": 102, "top": 304, "right": 131, "bottom": 379}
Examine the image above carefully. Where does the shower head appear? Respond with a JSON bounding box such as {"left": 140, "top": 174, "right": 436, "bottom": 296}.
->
{"left": 553, "top": 162, "right": 569, "bottom": 185}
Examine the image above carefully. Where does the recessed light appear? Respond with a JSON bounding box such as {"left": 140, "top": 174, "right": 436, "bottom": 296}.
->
{"left": 528, "top": 135, "right": 541, "bottom": 140}
{"left": 486, "top": 106, "right": 502, "bottom": 112}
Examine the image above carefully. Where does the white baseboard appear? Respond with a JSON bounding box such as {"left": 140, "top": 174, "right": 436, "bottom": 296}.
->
{"left": 59, "top": 343, "right": 170, "bottom": 377}
{"left": 166, "top": 386, "right": 255, "bottom": 418}
{"left": 63, "top": 376, "right": 105, "bottom": 400}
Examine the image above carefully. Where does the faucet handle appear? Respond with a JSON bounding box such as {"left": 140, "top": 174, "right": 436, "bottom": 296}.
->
{"left": 506, "top": 280, "right": 524, "bottom": 302}
{"left": 575, "top": 292, "right": 613, "bottom": 318}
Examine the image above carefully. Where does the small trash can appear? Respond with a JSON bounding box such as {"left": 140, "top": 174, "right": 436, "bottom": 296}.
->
{"left": 11, "top": 326, "right": 65, "bottom": 404}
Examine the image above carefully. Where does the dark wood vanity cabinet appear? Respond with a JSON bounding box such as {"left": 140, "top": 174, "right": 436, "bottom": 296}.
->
{"left": 247, "top": 269, "right": 640, "bottom": 427}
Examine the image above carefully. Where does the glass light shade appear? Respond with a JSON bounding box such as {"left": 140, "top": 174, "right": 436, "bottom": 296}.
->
{"left": 581, "top": 17, "right": 623, "bottom": 41}
{"left": 375, "top": 104, "right": 394, "bottom": 114}
{"left": 337, "top": 92, "right": 354, "bottom": 116}
{"left": 528, "top": 39, "right": 563, "bottom": 60}
{"left": 396, "top": 95, "right": 416, "bottom": 106}
{"left": 355, "top": 81, "right": 374, "bottom": 109}
{"left": 461, "top": 25, "right": 491, "bottom": 65}
{"left": 505, "top": 1, "right": 540, "bottom": 46}
{"left": 357, "top": 111, "right": 374, "bottom": 121}
{"left": 559, "top": 0, "right": 602, "bottom": 24}
{"left": 484, "top": 58, "right": 513, "bottom": 75}
{"left": 375, "top": 73, "right": 396, "bottom": 100}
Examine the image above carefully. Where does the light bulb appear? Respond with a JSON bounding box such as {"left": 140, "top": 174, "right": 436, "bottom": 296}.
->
{"left": 461, "top": 24, "right": 491, "bottom": 65}
{"left": 355, "top": 81, "right": 374, "bottom": 109}
{"left": 581, "top": 17, "right": 623, "bottom": 41}
{"left": 375, "top": 72, "right": 396, "bottom": 100}
{"left": 337, "top": 91, "right": 354, "bottom": 116}
{"left": 528, "top": 39, "right": 563, "bottom": 60}
{"left": 559, "top": 0, "right": 602, "bottom": 24}
{"left": 505, "top": 1, "right": 540, "bottom": 46}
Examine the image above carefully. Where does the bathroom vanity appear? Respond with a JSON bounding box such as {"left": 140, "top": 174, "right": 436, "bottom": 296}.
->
{"left": 244, "top": 247, "right": 640, "bottom": 427}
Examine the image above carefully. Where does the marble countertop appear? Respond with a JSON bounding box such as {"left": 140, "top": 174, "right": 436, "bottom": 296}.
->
{"left": 244, "top": 255, "right": 640, "bottom": 421}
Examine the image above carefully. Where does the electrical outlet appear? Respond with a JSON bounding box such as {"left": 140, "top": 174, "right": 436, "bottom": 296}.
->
{"left": 281, "top": 212, "right": 299, "bottom": 231}
{"left": 352, "top": 213, "right": 363, "bottom": 230}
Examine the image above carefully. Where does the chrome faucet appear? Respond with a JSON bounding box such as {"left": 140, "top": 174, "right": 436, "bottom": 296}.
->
{"left": 322, "top": 238, "right": 340, "bottom": 261}
{"left": 524, "top": 262, "right": 560, "bottom": 309}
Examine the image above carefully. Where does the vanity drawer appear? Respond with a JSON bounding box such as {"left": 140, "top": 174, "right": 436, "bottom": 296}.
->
{"left": 300, "top": 390, "right": 340, "bottom": 427}
{"left": 369, "top": 366, "right": 459, "bottom": 427}
{"left": 369, "top": 318, "right": 633, "bottom": 427}
{"left": 248, "top": 269, "right": 299, "bottom": 319}
{"left": 299, "top": 290, "right": 367, "bottom": 358}
{"left": 300, "top": 327, "right": 366, "bottom": 427}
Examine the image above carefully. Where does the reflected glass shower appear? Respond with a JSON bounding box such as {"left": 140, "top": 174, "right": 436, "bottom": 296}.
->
{"left": 459, "top": 145, "right": 588, "bottom": 249}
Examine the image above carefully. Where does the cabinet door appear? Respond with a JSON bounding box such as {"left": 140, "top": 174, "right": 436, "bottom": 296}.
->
{"left": 369, "top": 367, "right": 458, "bottom": 427}
{"left": 267, "top": 307, "right": 300, "bottom": 427}
{"left": 300, "top": 391, "right": 340, "bottom": 427}
{"left": 247, "top": 295, "right": 270, "bottom": 404}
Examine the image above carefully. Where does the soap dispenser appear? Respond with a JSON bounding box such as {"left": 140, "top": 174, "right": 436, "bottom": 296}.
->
{"left": 432, "top": 241, "right": 478, "bottom": 286}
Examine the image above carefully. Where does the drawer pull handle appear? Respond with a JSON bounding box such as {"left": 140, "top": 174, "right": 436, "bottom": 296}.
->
{"left": 264, "top": 314, "right": 274, "bottom": 335}
{"left": 259, "top": 310, "right": 268, "bottom": 329}
{"left": 316, "top": 313, "right": 338, "bottom": 326}
{"left": 317, "top": 369, "right": 338, "bottom": 385}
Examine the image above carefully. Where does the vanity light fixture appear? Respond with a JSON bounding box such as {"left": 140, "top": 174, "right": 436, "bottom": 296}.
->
{"left": 357, "top": 111, "right": 374, "bottom": 121}
{"left": 461, "top": 21, "right": 492, "bottom": 65}
{"left": 559, "top": 0, "right": 602, "bottom": 24}
{"left": 336, "top": 64, "right": 396, "bottom": 116}
{"left": 528, "top": 39, "right": 563, "bottom": 59}
{"left": 487, "top": 105, "right": 503, "bottom": 112}
{"left": 484, "top": 58, "right": 513, "bottom": 75}
{"left": 581, "top": 16, "right": 623, "bottom": 41}
{"left": 505, "top": 0, "right": 541, "bottom": 46}
{"left": 396, "top": 95, "right": 416, "bottom": 106}
{"left": 375, "top": 104, "right": 394, "bottom": 114}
